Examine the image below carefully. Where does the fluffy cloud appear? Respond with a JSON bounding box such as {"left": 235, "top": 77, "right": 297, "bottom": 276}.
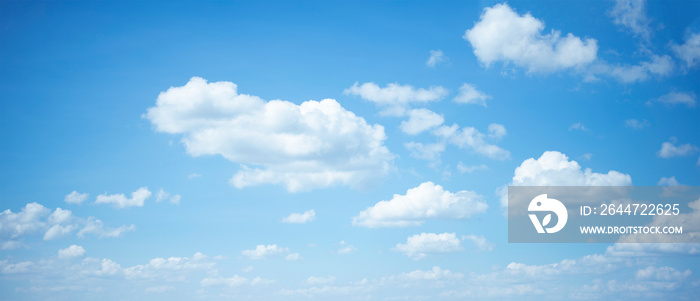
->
{"left": 433, "top": 124, "right": 510, "bottom": 160}
{"left": 353, "top": 182, "right": 487, "bottom": 227}
{"left": 453, "top": 84, "right": 491, "bottom": 107}
{"left": 503, "top": 151, "right": 632, "bottom": 207}
{"left": 146, "top": 77, "right": 394, "bottom": 192}
{"left": 399, "top": 109, "right": 445, "bottom": 135}
{"left": 155, "top": 189, "right": 181, "bottom": 205}
{"left": 64, "top": 191, "right": 88, "bottom": 205}
{"left": 654, "top": 91, "right": 697, "bottom": 108}
{"left": 609, "top": 0, "right": 651, "bottom": 41}
{"left": 280, "top": 209, "right": 316, "bottom": 224}
{"left": 58, "top": 245, "right": 86, "bottom": 259}
{"left": 344, "top": 82, "right": 448, "bottom": 116}
{"left": 1, "top": 203, "right": 135, "bottom": 247}
{"left": 95, "top": 187, "right": 152, "bottom": 209}
{"left": 426, "top": 49, "right": 446, "bottom": 67}
{"left": 123, "top": 252, "right": 216, "bottom": 280}
{"left": 672, "top": 32, "right": 700, "bottom": 69}
{"left": 393, "top": 232, "right": 463, "bottom": 260}
{"left": 464, "top": 3, "right": 597, "bottom": 73}
{"left": 657, "top": 138, "right": 698, "bottom": 158}
{"left": 241, "top": 244, "right": 296, "bottom": 260}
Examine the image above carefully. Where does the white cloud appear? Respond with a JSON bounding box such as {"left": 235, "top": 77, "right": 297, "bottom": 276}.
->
{"left": 201, "top": 275, "right": 274, "bottom": 287}
{"left": 404, "top": 142, "right": 445, "bottom": 162}
{"left": 625, "top": 119, "right": 649, "bottom": 129}
{"left": 145, "top": 286, "right": 175, "bottom": 293}
{"left": 1, "top": 203, "right": 134, "bottom": 247}
{"left": 655, "top": 91, "right": 697, "bottom": 108}
{"left": 58, "top": 245, "right": 85, "bottom": 259}
{"left": 155, "top": 189, "right": 181, "bottom": 205}
{"left": 241, "top": 244, "right": 291, "bottom": 260}
{"left": 487, "top": 123, "right": 506, "bottom": 139}
{"left": 285, "top": 253, "right": 302, "bottom": 261}
{"left": 453, "top": 83, "right": 491, "bottom": 107}
{"left": 44, "top": 224, "right": 75, "bottom": 240}
{"left": 462, "top": 234, "right": 494, "bottom": 252}
{"left": 609, "top": 0, "right": 651, "bottom": 41}
{"left": 657, "top": 138, "right": 698, "bottom": 158}
{"left": 281, "top": 209, "right": 316, "bottom": 224}
{"left": 0, "top": 260, "right": 33, "bottom": 274}
{"left": 95, "top": 187, "right": 152, "bottom": 209}
{"left": 396, "top": 266, "right": 464, "bottom": 281}
{"left": 188, "top": 173, "right": 202, "bottom": 179}
{"left": 77, "top": 217, "right": 136, "bottom": 238}
{"left": 352, "top": 181, "right": 487, "bottom": 228}
{"left": 635, "top": 266, "right": 692, "bottom": 281}
{"left": 426, "top": 49, "right": 446, "bottom": 67}
{"left": 400, "top": 109, "right": 444, "bottom": 135}
{"left": 146, "top": 77, "right": 394, "bottom": 192}
{"left": 306, "top": 276, "right": 336, "bottom": 285}
{"left": 336, "top": 241, "right": 357, "bottom": 254}
{"left": 457, "top": 162, "right": 488, "bottom": 174}
{"left": 672, "top": 32, "right": 700, "bottom": 69}
{"left": 464, "top": 3, "right": 597, "bottom": 73}
{"left": 657, "top": 176, "right": 681, "bottom": 186}
{"left": 592, "top": 55, "right": 674, "bottom": 83}
{"left": 393, "top": 232, "right": 463, "bottom": 260}
{"left": 64, "top": 191, "right": 88, "bottom": 205}
{"left": 433, "top": 124, "right": 510, "bottom": 160}
{"left": 343, "top": 82, "right": 448, "bottom": 116}
{"left": 503, "top": 151, "right": 632, "bottom": 207}
{"left": 569, "top": 122, "right": 590, "bottom": 132}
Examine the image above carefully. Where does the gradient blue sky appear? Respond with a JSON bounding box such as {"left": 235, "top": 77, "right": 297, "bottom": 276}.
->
{"left": 1, "top": 0, "right": 699, "bottom": 300}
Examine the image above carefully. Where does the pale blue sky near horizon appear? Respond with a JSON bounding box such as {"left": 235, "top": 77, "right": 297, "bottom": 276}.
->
{"left": 1, "top": 0, "right": 699, "bottom": 300}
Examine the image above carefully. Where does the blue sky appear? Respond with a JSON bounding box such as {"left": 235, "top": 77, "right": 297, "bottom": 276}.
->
{"left": 1, "top": 0, "right": 699, "bottom": 300}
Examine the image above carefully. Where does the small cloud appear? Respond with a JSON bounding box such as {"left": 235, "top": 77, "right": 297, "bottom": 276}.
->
{"left": 64, "top": 191, "right": 89, "bottom": 205}
{"left": 657, "top": 137, "right": 698, "bottom": 158}
{"left": 241, "top": 244, "right": 293, "bottom": 260}
{"left": 188, "top": 173, "right": 202, "bottom": 179}
{"left": 285, "top": 253, "right": 302, "bottom": 261}
{"left": 671, "top": 32, "right": 700, "bottom": 69}
{"left": 95, "top": 187, "right": 152, "bottom": 209}
{"left": 280, "top": 209, "right": 316, "bottom": 224}
{"left": 579, "top": 153, "right": 593, "bottom": 161}
{"left": 462, "top": 234, "right": 494, "bottom": 252}
{"left": 655, "top": 91, "right": 697, "bottom": 108}
{"left": 453, "top": 84, "right": 490, "bottom": 107}
{"left": 305, "top": 275, "right": 336, "bottom": 285}
{"left": 393, "top": 232, "right": 463, "bottom": 260}
{"left": 657, "top": 176, "right": 681, "bottom": 186}
{"left": 569, "top": 122, "right": 590, "bottom": 132}
{"left": 426, "top": 49, "right": 446, "bottom": 68}
{"left": 58, "top": 245, "right": 85, "bottom": 259}
{"left": 624, "top": 119, "right": 649, "bottom": 129}
{"left": 241, "top": 266, "right": 254, "bottom": 273}
{"left": 155, "top": 189, "right": 181, "bottom": 205}
{"left": 456, "top": 162, "right": 488, "bottom": 174}
{"left": 336, "top": 241, "right": 357, "bottom": 254}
